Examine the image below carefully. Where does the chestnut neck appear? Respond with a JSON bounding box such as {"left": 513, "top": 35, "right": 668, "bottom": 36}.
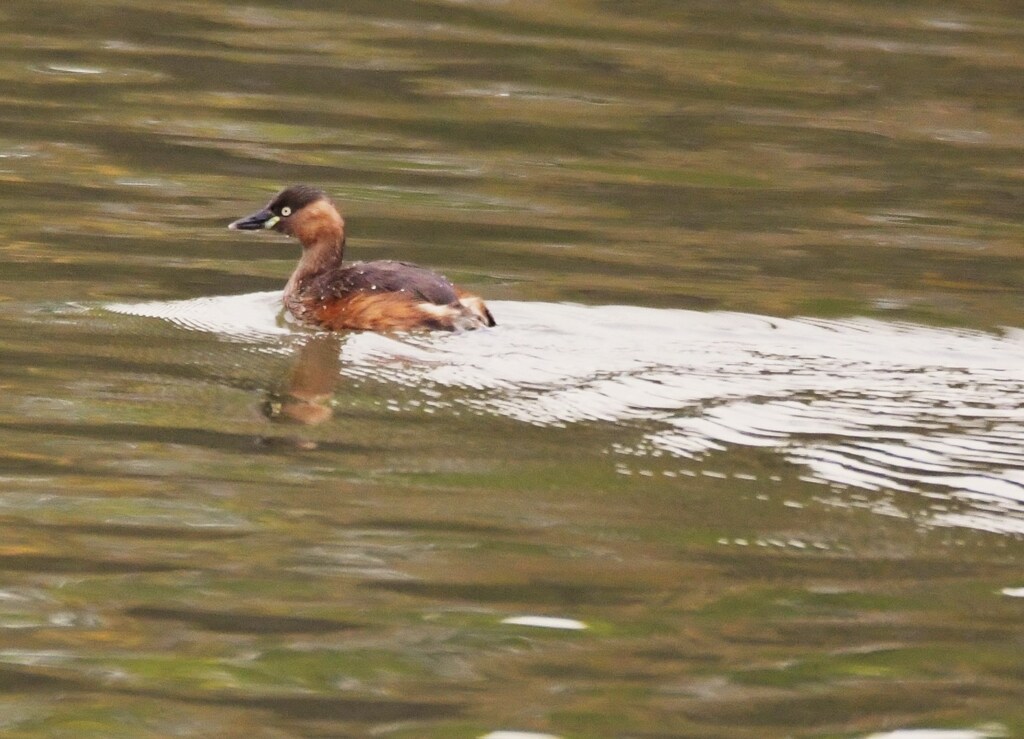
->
{"left": 285, "top": 201, "right": 347, "bottom": 294}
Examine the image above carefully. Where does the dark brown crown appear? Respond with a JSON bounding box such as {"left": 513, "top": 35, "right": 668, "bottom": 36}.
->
{"left": 267, "top": 185, "right": 328, "bottom": 215}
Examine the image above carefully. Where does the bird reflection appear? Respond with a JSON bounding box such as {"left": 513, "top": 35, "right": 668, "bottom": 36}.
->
{"left": 262, "top": 332, "right": 343, "bottom": 432}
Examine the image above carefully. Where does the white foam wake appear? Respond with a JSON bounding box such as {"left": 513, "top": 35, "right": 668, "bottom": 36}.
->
{"left": 108, "top": 293, "right": 1024, "bottom": 534}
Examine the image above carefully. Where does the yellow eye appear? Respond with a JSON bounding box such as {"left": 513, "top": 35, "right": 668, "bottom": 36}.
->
{"left": 281, "top": 206, "right": 292, "bottom": 217}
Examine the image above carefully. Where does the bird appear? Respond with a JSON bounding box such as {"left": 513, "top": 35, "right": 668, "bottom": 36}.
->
{"left": 229, "top": 185, "right": 495, "bottom": 332}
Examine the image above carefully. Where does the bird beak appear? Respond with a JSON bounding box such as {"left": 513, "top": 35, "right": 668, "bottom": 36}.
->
{"left": 228, "top": 208, "right": 280, "bottom": 231}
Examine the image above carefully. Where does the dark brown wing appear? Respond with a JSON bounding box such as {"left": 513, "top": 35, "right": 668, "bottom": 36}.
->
{"left": 293, "top": 260, "right": 493, "bottom": 331}
{"left": 312, "top": 261, "right": 460, "bottom": 306}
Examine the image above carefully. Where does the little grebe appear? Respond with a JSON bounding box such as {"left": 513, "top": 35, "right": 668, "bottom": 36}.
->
{"left": 229, "top": 185, "right": 495, "bottom": 332}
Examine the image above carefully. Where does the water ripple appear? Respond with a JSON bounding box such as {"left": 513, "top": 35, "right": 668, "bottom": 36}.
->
{"left": 108, "top": 294, "right": 1024, "bottom": 534}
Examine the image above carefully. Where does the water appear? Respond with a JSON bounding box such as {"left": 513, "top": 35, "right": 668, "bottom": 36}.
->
{"left": 1, "top": 1, "right": 1024, "bottom": 737}
{"left": 110, "top": 292, "right": 1024, "bottom": 533}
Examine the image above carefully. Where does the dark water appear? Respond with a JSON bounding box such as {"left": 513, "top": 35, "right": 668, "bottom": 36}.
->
{"left": 2, "top": 1, "right": 1024, "bottom": 737}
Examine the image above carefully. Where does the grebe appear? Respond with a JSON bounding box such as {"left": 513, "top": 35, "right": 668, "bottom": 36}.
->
{"left": 229, "top": 185, "right": 495, "bottom": 332}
